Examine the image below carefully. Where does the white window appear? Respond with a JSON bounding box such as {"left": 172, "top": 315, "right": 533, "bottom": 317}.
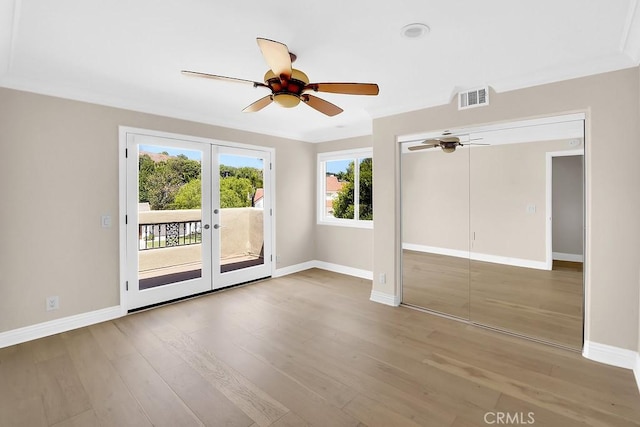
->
{"left": 317, "top": 148, "right": 373, "bottom": 228}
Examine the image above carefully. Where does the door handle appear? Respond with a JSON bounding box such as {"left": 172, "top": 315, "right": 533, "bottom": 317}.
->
{"left": 213, "top": 224, "right": 221, "bottom": 229}
{"left": 203, "top": 224, "right": 210, "bottom": 230}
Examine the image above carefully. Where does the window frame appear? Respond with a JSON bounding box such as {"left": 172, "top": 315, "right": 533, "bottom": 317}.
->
{"left": 317, "top": 148, "right": 373, "bottom": 229}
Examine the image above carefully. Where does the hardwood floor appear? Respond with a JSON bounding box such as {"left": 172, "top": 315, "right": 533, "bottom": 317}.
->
{"left": 1, "top": 269, "right": 638, "bottom": 426}
{"left": 403, "top": 250, "right": 583, "bottom": 349}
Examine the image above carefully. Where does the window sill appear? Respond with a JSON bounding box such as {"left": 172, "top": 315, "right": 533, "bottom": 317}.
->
{"left": 317, "top": 219, "right": 373, "bottom": 229}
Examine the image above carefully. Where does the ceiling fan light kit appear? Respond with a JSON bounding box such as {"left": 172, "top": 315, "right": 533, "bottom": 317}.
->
{"left": 440, "top": 143, "right": 458, "bottom": 153}
{"left": 273, "top": 93, "right": 300, "bottom": 108}
{"left": 264, "top": 68, "right": 309, "bottom": 108}
{"left": 182, "top": 37, "right": 379, "bottom": 117}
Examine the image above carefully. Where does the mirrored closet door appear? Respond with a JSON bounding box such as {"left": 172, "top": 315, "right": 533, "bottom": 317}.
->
{"left": 401, "top": 138, "right": 470, "bottom": 320}
{"left": 401, "top": 116, "right": 585, "bottom": 349}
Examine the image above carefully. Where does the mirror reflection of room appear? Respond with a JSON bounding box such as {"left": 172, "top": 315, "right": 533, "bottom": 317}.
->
{"left": 402, "top": 139, "right": 470, "bottom": 320}
{"left": 401, "top": 118, "right": 585, "bottom": 350}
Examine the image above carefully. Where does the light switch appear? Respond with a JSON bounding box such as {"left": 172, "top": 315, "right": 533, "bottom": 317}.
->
{"left": 101, "top": 215, "right": 112, "bottom": 228}
{"left": 526, "top": 204, "right": 537, "bottom": 214}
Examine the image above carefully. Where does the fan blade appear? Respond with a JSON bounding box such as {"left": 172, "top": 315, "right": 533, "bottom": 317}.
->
{"left": 408, "top": 144, "right": 437, "bottom": 151}
{"left": 257, "top": 38, "right": 292, "bottom": 81}
{"left": 439, "top": 136, "right": 460, "bottom": 143}
{"left": 304, "top": 83, "right": 379, "bottom": 96}
{"left": 301, "top": 94, "right": 343, "bottom": 116}
{"left": 181, "top": 70, "right": 266, "bottom": 88}
{"left": 242, "top": 95, "right": 273, "bottom": 113}
{"left": 422, "top": 139, "right": 444, "bottom": 145}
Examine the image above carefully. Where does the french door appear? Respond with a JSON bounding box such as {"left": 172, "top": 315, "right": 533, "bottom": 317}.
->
{"left": 125, "top": 131, "right": 272, "bottom": 310}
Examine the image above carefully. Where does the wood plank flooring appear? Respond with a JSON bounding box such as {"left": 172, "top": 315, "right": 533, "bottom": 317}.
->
{"left": 403, "top": 250, "right": 583, "bottom": 349}
{"left": 1, "top": 268, "right": 638, "bottom": 426}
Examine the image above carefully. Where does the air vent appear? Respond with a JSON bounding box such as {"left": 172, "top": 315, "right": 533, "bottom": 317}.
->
{"left": 458, "top": 86, "right": 489, "bottom": 110}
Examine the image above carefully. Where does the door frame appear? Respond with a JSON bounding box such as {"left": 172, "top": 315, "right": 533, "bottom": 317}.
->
{"left": 118, "top": 126, "right": 276, "bottom": 311}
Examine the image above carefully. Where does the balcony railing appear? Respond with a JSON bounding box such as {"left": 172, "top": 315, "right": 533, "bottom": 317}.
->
{"left": 139, "top": 221, "right": 201, "bottom": 250}
{"left": 137, "top": 208, "right": 265, "bottom": 289}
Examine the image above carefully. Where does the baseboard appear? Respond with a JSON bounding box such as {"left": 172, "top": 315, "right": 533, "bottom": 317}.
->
{"left": 273, "top": 261, "right": 318, "bottom": 278}
{"left": 274, "top": 260, "right": 373, "bottom": 280}
{"left": 585, "top": 342, "right": 640, "bottom": 393}
{"left": 553, "top": 252, "right": 584, "bottom": 262}
{"left": 634, "top": 353, "right": 640, "bottom": 394}
{"left": 370, "top": 290, "right": 401, "bottom": 307}
{"left": 403, "top": 242, "right": 548, "bottom": 270}
{"left": 276, "top": 260, "right": 397, "bottom": 307}
{"left": 403, "top": 243, "right": 469, "bottom": 259}
{"left": 582, "top": 340, "right": 637, "bottom": 369}
{"left": 0, "top": 305, "right": 124, "bottom": 349}
{"left": 313, "top": 261, "right": 373, "bottom": 280}
{"left": 470, "top": 252, "right": 548, "bottom": 270}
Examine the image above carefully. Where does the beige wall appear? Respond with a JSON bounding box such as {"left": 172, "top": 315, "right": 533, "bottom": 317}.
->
{"left": 315, "top": 226, "right": 373, "bottom": 271}
{"left": 552, "top": 155, "right": 584, "bottom": 257}
{"left": 373, "top": 67, "right": 640, "bottom": 351}
{"left": 314, "top": 136, "right": 374, "bottom": 272}
{"left": 0, "top": 87, "right": 315, "bottom": 333}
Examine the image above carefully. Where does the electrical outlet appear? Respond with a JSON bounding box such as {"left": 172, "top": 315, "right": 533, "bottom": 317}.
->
{"left": 379, "top": 273, "right": 386, "bottom": 284}
{"left": 101, "top": 214, "right": 112, "bottom": 228}
{"left": 46, "top": 296, "right": 59, "bottom": 311}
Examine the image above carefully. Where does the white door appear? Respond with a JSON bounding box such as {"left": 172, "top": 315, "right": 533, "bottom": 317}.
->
{"left": 125, "top": 131, "right": 272, "bottom": 310}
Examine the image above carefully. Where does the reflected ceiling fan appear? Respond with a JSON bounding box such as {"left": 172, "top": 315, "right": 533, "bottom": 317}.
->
{"left": 182, "top": 38, "right": 379, "bottom": 117}
{"left": 408, "top": 132, "right": 488, "bottom": 153}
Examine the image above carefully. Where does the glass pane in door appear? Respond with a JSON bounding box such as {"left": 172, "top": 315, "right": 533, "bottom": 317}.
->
{"left": 218, "top": 153, "right": 265, "bottom": 273}
{"left": 137, "top": 144, "right": 204, "bottom": 289}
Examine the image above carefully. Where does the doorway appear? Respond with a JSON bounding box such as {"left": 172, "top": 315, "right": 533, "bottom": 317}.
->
{"left": 123, "top": 129, "right": 273, "bottom": 310}
{"left": 547, "top": 151, "right": 584, "bottom": 270}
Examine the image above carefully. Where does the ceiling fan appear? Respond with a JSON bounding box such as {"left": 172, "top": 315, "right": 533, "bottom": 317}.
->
{"left": 182, "top": 38, "right": 380, "bottom": 117}
{"left": 408, "top": 132, "right": 488, "bottom": 153}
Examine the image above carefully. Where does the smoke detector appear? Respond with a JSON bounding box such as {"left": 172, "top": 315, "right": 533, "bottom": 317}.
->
{"left": 401, "top": 23, "right": 430, "bottom": 39}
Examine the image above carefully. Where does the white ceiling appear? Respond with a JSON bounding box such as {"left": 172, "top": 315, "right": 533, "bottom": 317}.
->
{"left": 1, "top": 0, "right": 640, "bottom": 142}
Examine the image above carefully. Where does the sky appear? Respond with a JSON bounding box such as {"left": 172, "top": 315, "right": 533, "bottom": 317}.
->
{"left": 139, "top": 145, "right": 201, "bottom": 160}
{"left": 326, "top": 159, "right": 351, "bottom": 174}
{"left": 219, "top": 154, "right": 263, "bottom": 169}
{"left": 139, "top": 145, "right": 264, "bottom": 169}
